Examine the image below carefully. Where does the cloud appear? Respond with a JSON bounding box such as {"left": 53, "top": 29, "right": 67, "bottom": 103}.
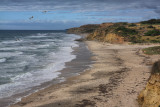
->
{"left": 1, "top": 0, "right": 160, "bottom": 22}
{"left": 0, "top": 0, "right": 160, "bottom": 29}
{"left": 0, "top": 0, "right": 159, "bottom": 13}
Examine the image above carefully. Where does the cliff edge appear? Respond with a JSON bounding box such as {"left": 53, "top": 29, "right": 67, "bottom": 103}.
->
{"left": 138, "top": 60, "right": 160, "bottom": 107}
{"left": 67, "top": 19, "right": 160, "bottom": 44}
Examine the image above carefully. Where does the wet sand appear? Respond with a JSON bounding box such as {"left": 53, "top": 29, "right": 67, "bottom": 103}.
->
{"left": 11, "top": 41, "right": 160, "bottom": 107}
{"left": 0, "top": 41, "right": 92, "bottom": 107}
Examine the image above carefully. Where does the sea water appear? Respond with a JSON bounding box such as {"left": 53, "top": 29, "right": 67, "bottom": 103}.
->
{"left": 0, "top": 30, "right": 80, "bottom": 101}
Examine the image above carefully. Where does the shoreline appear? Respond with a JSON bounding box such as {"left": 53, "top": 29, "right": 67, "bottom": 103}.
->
{"left": 10, "top": 41, "right": 160, "bottom": 107}
{"left": 0, "top": 39, "right": 92, "bottom": 107}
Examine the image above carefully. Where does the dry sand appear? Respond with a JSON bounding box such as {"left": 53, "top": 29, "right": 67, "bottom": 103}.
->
{"left": 11, "top": 41, "right": 160, "bottom": 107}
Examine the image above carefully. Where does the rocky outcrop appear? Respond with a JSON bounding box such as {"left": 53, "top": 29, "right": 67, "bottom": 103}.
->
{"left": 138, "top": 60, "right": 160, "bottom": 107}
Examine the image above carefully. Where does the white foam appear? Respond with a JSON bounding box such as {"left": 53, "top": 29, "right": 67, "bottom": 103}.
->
{"left": 16, "top": 54, "right": 38, "bottom": 62}
{"left": 0, "top": 33, "right": 81, "bottom": 100}
{"left": 11, "top": 72, "right": 33, "bottom": 81}
{"left": 1, "top": 40, "right": 23, "bottom": 44}
{"left": 27, "top": 33, "right": 47, "bottom": 38}
{"left": 0, "top": 46, "right": 37, "bottom": 51}
{"left": 35, "top": 44, "right": 50, "bottom": 48}
{"left": 0, "top": 44, "right": 50, "bottom": 51}
{"left": 0, "top": 61, "right": 29, "bottom": 69}
{"left": 0, "top": 58, "right": 6, "bottom": 63}
{"left": 0, "top": 51, "right": 23, "bottom": 58}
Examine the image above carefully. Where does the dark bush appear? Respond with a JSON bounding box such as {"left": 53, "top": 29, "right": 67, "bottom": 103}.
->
{"left": 129, "top": 23, "right": 136, "bottom": 27}
{"left": 129, "top": 36, "right": 144, "bottom": 43}
{"left": 121, "top": 22, "right": 128, "bottom": 25}
{"left": 143, "top": 46, "right": 160, "bottom": 55}
{"left": 144, "top": 30, "right": 160, "bottom": 36}
{"left": 151, "top": 60, "right": 160, "bottom": 74}
{"left": 140, "top": 19, "right": 160, "bottom": 24}
{"left": 147, "top": 25, "right": 155, "bottom": 28}
{"left": 146, "top": 38, "right": 150, "bottom": 40}
{"left": 115, "top": 26, "right": 138, "bottom": 36}
{"left": 151, "top": 40, "right": 160, "bottom": 43}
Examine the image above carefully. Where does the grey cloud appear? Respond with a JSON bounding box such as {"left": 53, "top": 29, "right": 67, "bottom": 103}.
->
{"left": 1, "top": 0, "right": 160, "bottom": 27}
{"left": 0, "top": 0, "right": 159, "bottom": 12}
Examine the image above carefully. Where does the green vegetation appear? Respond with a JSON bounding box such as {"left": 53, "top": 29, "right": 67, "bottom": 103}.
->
{"left": 129, "top": 36, "right": 143, "bottom": 43}
{"left": 140, "top": 19, "right": 160, "bottom": 24}
{"left": 150, "top": 40, "right": 160, "bottom": 43}
{"left": 129, "top": 23, "right": 136, "bottom": 27}
{"left": 143, "top": 46, "right": 160, "bottom": 55}
{"left": 147, "top": 25, "right": 155, "bottom": 28}
{"left": 115, "top": 26, "right": 138, "bottom": 36}
{"left": 144, "top": 30, "right": 160, "bottom": 36}
{"left": 141, "top": 36, "right": 160, "bottom": 43}
{"left": 119, "top": 22, "right": 128, "bottom": 25}
{"left": 67, "top": 19, "right": 160, "bottom": 43}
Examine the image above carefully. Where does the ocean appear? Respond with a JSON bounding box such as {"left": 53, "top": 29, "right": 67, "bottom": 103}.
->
{"left": 0, "top": 30, "right": 81, "bottom": 106}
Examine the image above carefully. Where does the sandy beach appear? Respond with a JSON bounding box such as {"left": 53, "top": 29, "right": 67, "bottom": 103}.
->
{"left": 11, "top": 41, "right": 160, "bottom": 107}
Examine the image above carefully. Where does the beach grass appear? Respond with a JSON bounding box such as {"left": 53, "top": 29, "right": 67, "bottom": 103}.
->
{"left": 143, "top": 46, "right": 160, "bottom": 55}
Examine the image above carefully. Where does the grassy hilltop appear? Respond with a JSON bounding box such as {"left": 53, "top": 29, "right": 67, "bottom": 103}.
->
{"left": 67, "top": 19, "right": 160, "bottom": 43}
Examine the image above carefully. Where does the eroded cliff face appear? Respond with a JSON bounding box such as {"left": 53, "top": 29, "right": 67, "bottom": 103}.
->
{"left": 138, "top": 60, "right": 160, "bottom": 107}
{"left": 67, "top": 20, "right": 160, "bottom": 44}
{"left": 105, "top": 33, "right": 124, "bottom": 43}
{"left": 86, "top": 31, "right": 124, "bottom": 43}
{"left": 67, "top": 22, "right": 127, "bottom": 43}
{"left": 86, "top": 27, "right": 107, "bottom": 41}
{"left": 86, "top": 23, "right": 127, "bottom": 43}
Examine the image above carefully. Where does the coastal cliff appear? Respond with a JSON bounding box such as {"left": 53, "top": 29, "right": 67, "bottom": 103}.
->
{"left": 86, "top": 23, "right": 138, "bottom": 43}
{"left": 67, "top": 19, "right": 160, "bottom": 43}
{"left": 138, "top": 60, "right": 160, "bottom": 107}
{"left": 67, "top": 19, "right": 160, "bottom": 107}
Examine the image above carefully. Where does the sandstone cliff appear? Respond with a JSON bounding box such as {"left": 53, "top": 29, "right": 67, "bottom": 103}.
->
{"left": 138, "top": 60, "right": 160, "bottom": 107}
{"left": 67, "top": 19, "right": 160, "bottom": 43}
{"left": 86, "top": 23, "right": 138, "bottom": 43}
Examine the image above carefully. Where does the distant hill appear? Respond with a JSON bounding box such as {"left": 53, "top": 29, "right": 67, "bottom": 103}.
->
{"left": 67, "top": 19, "right": 160, "bottom": 43}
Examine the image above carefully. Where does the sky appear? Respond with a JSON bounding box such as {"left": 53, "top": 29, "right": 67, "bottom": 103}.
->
{"left": 0, "top": 0, "right": 160, "bottom": 30}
